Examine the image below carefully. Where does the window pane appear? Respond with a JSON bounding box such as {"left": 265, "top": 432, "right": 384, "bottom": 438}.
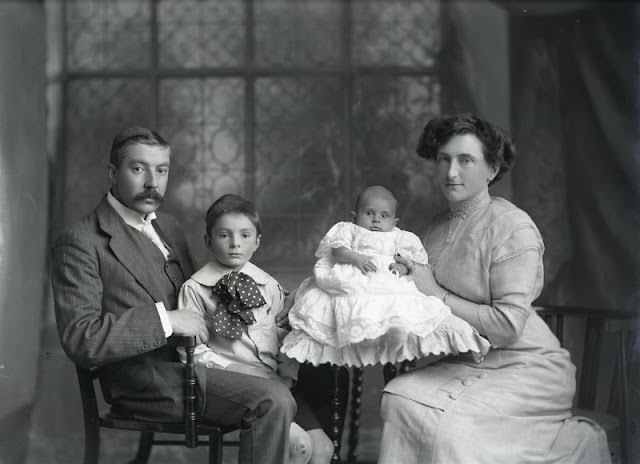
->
{"left": 254, "top": 77, "right": 345, "bottom": 267}
{"left": 158, "top": 0, "right": 245, "bottom": 68}
{"left": 255, "top": 0, "right": 343, "bottom": 67}
{"left": 159, "top": 78, "right": 245, "bottom": 261}
{"left": 66, "top": 0, "right": 150, "bottom": 70}
{"left": 64, "top": 79, "right": 154, "bottom": 223}
{"left": 352, "top": 75, "right": 444, "bottom": 235}
{"left": 352, "top": 0, "right": 440, "bottom": 66}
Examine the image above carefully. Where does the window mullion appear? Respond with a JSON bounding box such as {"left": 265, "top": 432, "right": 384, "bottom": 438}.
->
{"left": 245, "top": 0, "right": 256, "bottom": 200}
{"left": 151, "top": 0, "right": 159, "bottom": 128}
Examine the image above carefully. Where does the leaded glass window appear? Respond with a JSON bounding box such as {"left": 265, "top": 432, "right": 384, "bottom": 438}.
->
{"left": 59, "top": 0, "right": 443, "bottom": 278}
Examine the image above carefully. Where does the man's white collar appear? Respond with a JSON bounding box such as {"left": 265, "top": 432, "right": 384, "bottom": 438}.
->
{"left": 107, "top": 191, "right": 157, "bottom": 230}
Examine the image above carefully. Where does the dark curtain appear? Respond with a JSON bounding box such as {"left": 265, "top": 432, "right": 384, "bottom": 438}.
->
{"left": 511, "top": 2, "right": 640, "bottom": 312}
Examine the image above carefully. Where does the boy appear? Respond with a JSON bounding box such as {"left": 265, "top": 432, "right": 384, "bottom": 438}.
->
{"left": 178, "top": 194, "right": 333, "bottom": 464}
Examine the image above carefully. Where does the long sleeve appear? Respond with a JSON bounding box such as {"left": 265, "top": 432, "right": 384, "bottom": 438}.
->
{"left": 476, "top": 224, "right": 545, "bottom": 347}
{"left": 176, "top": 280, "right": 231, "bottom": 368}
{"left": 52, "top": 229, "right": 167, "bottom": 367}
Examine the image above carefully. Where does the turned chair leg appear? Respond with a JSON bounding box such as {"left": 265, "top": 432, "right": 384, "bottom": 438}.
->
{"left": 82, "top": 418, "right": 100, "bottom": 464}
{"left": 329, "top": 365, "right": 346, "bottom": 464}
{"left": 127, "top": 431, "right": 154, "bottom": 464}
{"left": 347, "top": 367, "right": 363, "bottom": 464}
{"left": 209, "top": 432, "right": 223, "bottom": 464}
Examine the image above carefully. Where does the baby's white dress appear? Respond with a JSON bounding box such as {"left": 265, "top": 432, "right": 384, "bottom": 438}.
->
{"left": 281, "top": 222, "right": 491, "bottom": 367}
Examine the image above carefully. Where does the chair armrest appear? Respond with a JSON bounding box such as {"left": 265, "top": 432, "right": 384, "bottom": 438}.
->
{"left": 173, "top": 335, "right": 197, "bottom": 348}
{"left": 172, "top": 335, "right": 198, "bottom": 448}
{"left": 534, "top": 305, "right": 637, "bottom": 320}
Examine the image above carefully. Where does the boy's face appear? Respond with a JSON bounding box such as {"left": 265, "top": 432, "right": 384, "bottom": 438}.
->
{"left": 205, "top": 212, "right": 260, "bottom": 271}
{"left": 353, "top": 194, "right": 398, "bottom": 232}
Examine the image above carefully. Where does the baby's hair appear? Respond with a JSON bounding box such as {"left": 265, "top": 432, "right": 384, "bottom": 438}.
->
{"left": 205, "top": 194, "right": 262, "bottom": 236}
{"left": 354, "top": 185, "right": 399, "bottom": 216}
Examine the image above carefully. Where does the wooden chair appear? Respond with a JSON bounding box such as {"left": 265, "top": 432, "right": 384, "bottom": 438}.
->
{"left": 341, "top": 307, "right": 638, "bottom": 464}
{"left": 535, "top": 305, "right": 638, "bottom": 464}
{"left": 328, "top": 361, "right": 414, "bottom": 464}
{"left": 75, "top": 336, "right": 238, "bottom": 464}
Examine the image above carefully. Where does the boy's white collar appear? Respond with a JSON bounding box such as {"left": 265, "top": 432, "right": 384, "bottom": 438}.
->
{"left": 190, "top": 260, "right": 270, "bottom": 286}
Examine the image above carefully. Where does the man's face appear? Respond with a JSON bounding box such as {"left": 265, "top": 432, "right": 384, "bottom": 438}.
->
{"left": 108, "top": 143, "right": 171, "bottom": 216}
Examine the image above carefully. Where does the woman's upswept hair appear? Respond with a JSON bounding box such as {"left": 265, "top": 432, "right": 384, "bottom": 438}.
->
{"left": 416, "top": 113, "right": 516, "bottom": 185}
{"left": 205, "top": 194, "right": 262, "bottom": 236}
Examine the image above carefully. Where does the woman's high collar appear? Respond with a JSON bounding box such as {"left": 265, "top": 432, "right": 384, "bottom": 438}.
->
{"left": 448, "top": 189, "right": 491, "bottom": 219}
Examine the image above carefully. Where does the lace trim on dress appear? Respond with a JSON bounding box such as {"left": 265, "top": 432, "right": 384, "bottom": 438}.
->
{"left": 448, "top": 189, "right": 491, "bottom": 219}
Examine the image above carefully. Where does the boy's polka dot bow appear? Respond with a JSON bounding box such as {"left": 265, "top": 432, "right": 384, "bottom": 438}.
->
{"left": 210, "top": 271, "right": 266, "bottom": 340}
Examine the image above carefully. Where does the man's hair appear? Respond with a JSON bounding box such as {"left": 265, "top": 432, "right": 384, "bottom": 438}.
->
{"left": 109, "top": 126, "right": 170, "bottom": 167}
{"left": 205, "top": 194, "right": 262, "bottom": 236}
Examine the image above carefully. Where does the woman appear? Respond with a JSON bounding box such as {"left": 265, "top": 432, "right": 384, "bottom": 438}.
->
{"left": 378, "top": 114, "right": 610, "bottom": 463}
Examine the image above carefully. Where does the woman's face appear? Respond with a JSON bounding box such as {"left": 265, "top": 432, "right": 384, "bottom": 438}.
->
{"left": 435, "top": 134, "right": 498, "bottom": 204}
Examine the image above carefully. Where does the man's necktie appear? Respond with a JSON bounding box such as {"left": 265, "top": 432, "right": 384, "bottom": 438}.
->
{"left": 210, "top": 271, "right": 266, "bottom": 340}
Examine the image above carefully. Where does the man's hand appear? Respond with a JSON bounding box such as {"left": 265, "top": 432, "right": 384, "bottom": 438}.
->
{"left": 167, "top": 310, "right": 209, "bottom": 345}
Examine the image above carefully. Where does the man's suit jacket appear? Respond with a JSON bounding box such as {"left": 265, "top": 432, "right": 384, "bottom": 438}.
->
{"left": 52, "top": 197, "right": 196, "bottom": 421}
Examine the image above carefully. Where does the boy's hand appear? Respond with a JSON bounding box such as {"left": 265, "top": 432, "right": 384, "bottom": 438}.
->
{"left": 278, "top": 376, "right": 294, "bottom": 389}
{"left": 356, "top": 254, "right": 377, "bottom": 274}
{"left": 276, "top": 289, "right": 295, "bottom": 329}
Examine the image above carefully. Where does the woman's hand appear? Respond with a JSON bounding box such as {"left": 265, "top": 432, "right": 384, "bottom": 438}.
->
{"left": 390, "top": 254, "right": 414, "bottom": 276}
{"left": 407, "top": 262, "right": 444, "bottom": 298}
{"left": 388, "top": 262, "right": 409, "bottom": 276}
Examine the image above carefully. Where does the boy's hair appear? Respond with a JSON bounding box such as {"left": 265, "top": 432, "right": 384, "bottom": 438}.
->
{"left": 205, "top": 194, "right": 262, "bottom": 236}
{"left": 109, "top": 126, "right": 170, "bottom": 167}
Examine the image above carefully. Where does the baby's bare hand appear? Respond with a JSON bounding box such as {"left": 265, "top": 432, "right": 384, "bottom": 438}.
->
{"left": 356, "top": 255, "right": 377, "bottom": 273}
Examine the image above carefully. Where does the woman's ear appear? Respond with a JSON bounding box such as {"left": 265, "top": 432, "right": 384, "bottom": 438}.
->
{"left": 488, "top": 164, "right": 499, "bottom": 183}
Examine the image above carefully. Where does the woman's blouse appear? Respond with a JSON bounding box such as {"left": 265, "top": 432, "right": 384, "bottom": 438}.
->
{"left": 425, "top": 190, "right": 548, "bottom": 352}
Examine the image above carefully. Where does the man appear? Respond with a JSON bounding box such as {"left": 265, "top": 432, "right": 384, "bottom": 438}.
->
{"left": 51, "top": 127, "right": 295, "bottom": 464}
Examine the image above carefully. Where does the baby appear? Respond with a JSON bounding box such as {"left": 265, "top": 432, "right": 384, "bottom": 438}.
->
{"left": 281, "top": 185, "right": 490, "bottom": 367}
{"left": 177, "top": 193, "right": 333, "bottom": 464}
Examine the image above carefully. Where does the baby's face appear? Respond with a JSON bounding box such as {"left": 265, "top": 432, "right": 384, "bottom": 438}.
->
{"left": 354, "top": 195, "right": 398, "bottom": 232}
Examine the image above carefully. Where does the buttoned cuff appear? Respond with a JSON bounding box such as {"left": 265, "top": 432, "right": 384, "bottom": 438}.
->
{"left": 155, "top": 302, "right": 173, "bottom": 338}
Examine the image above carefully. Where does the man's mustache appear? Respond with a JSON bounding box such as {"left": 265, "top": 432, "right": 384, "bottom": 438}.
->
{"left": 135, "top": 191, "right": 163, "bottom": 202}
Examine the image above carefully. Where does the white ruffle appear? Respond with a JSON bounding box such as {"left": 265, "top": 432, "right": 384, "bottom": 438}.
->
{"left": 281, "top": 314, "right": 491, "bottom": 367}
